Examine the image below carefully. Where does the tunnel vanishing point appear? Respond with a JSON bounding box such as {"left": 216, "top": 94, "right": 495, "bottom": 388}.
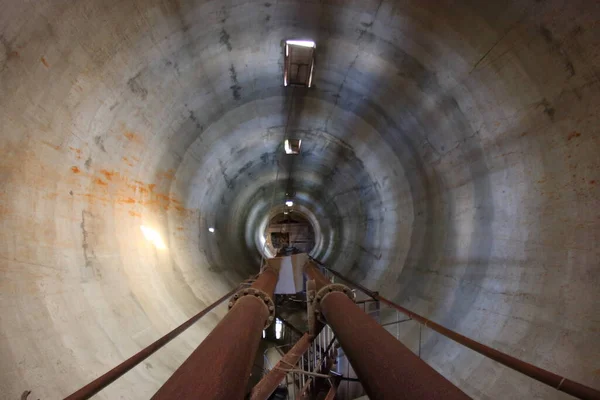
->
{"left": 1, "top": 0, "right": 599, "bottom": 399}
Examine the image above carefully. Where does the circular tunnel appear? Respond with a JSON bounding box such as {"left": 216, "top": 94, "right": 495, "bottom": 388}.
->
{"left": 1, "top": 0, "right": 599, "bottom": 398}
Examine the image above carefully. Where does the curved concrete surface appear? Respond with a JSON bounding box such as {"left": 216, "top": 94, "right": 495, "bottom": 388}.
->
{"left": 1, "top": 0, "right": 599, "bottom": 398}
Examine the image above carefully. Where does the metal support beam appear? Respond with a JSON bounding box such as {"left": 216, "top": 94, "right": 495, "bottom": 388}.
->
{"left": 251, "top": 322, "right": 325, "bottom": 400}
{"left": 250, "top": 332, "right": 312, "bottom": 400}
{"left": 324, "top": 383, "right": 337, "bottom": 400}
{"left": 320, "top": 291, "right": 471, "bottom": 399}
{"left": 151, "top": 267, "right": 279, "bottom": 400}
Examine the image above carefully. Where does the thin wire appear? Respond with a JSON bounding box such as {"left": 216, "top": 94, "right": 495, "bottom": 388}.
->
{"left": 259, "top": 87, "right": 296, "bottom": 269}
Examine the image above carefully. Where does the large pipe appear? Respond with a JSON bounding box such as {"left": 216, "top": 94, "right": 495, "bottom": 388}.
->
{"left": 249, "top": 261, "right": 332, "bottom": 400}
{"left": 320, "top": 291, "right": 470, "bottom": 399}
{"left": 316, "top": 260, "right": 600, "bottom": 400}
{"left": 63, "top": 285, "right": 240, "bottom": 400}
{"left": 305, "top": 262, "right": 469, "bottom": 399}
{"left": 151, "top": 267, "right": 279, "bottom": 399}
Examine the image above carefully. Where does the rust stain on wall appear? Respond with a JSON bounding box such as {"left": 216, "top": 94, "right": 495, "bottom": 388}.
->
{"left": 41, "top": 141, "right": 61, "bottom": 151}
{"left": 99, "top": 169, "right": 116, "bottom": 181}
{"left": 118, "top": 197, "right": 137, "bottom": 204}
{"left": 69, "top": 146, "right": 83, "bottom": 160}
{"left": 40, "top": 56, "right": 50, "bottom": 68}
{"left": 156, "top": 169, "right": 176, "bottom": 181}
{"left": 123, "top": 131, "right": 143, "bottom": 144}
{"left": 122, "top": 157, "right": 135, "bottom": 167}
{"left": 567, "top": 131, "right": 581, "bottom": 141}
{"left": 67, "top": 165, "right": 193, "bottom": 216}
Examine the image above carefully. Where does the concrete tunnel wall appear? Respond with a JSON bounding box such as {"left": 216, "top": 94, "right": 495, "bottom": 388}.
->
{"left": 0, "top": 0, "right": 599, "bottom": 398}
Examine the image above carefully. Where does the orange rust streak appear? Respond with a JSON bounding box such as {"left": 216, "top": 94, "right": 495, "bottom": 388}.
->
{"left": 71, "top": 166, "right": 80, "bottom": 174}
{"left": 567, "top": 131, "right": 582, "bottom": 141}
{"left": 99, "top": 169, "right": 115, "bottom": 181}
{"left": 41, "top": 57, "right": 50, "bottom": 68}
{"left": 156, "top": 169, "right": 176, "bottom": 181}
{"left": 41, "top": 141, "right": 61, "bottom": 151}
{"left": 68, "top": 147, "right": 83, "bottom": 160}
{"left": 94, "top": 178, "right": 108, "bottom": 186}
{"left": 123, "top": 131, "right": 144, "bottom": 144}
{"left": 129, "top": 210, "right": 141, "bottom": 217}
{"left": 117, "top": 198, "right": 137, "bottom": 205}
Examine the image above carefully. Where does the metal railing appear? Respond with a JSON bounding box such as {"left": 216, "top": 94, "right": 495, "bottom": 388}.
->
{"left": 63, "top": 278, "right": 257, "bottom": 400}
{"left": 311, "top": 258, "right": 600, "bottom": 400}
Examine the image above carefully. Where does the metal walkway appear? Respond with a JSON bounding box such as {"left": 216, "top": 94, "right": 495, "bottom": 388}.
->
{"left": 63, "top": 256, "right": 600, "bottom": 400}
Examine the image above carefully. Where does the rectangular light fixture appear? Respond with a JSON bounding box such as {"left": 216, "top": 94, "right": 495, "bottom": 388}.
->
{"left": 284, "top": 139, "right": 301, "bottom": 154}
{"left": 284, "top": 39, "right": 316, "bottom": 87}
{"left": 286, "top": 40, "right": 316, "bottom": 48}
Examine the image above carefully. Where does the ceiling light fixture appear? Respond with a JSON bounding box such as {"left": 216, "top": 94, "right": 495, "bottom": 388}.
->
{"left": 284, "top": 39, "right": 316, "bottom": 87}
{"left": 208, "top": 227, "right": 215, "bottom": 233}
{"left": 286, "top": 40, "right": 316, "bottom": 48}
{"left": 284, "top": 139, "right": 302, "bottom": 154}
{"left": 285, "top": 200, "right": 294, "bottom": 207}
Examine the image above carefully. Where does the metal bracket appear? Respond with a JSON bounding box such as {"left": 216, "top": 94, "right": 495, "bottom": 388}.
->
{"left": 313, "top": 284, "right": 355, "bottom": 322}
{"left": 228, "top": 287, "right": 275, "bottom": 328}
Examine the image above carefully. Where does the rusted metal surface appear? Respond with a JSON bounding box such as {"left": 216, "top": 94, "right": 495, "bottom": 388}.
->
{"left": 254, "top": 265, "right": 279, "bottom": 298}
{"left": 303, "top": 260, "right": 331, "bottom": 290}
{"left": 320, "top": 291, "right": 471, "bottom": 400}
{"left": 316, "top": 260, "right": 600, "bottom": 400}
{"left": 250, "top": 333, "right": 313, "bottom": 400}
{"left": 307, "top": 279, "right": 317, "bottom": 336}
{"left": 63, "top": 286, "right": 239, "bottom": 400}
{"left": 151, "top": 269, "right": 279, "bottom": 400}
{"left": 251, "top": 319, "right": 326, "bottom": 400}
{"left": 324, "top": 384, "right": 337, "bottom": 400}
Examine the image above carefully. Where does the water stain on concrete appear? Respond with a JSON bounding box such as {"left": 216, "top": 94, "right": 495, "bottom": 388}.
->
{"left": 220, "top": 28, "right": 232, "bottom": 51}
{"left": 94, "top": 135, "right": 107, "bottom": 152}
{"left": 127, "top": 72, "right": 148, "bottom": 100}
{"left": 229, "top": 64, "right": 241, "bottom": 100}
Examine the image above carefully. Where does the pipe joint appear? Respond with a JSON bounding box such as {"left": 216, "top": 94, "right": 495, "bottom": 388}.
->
{"left": 228, "top": 288, "right": 276, "bottom": 328}
{"left": 313, "top": 284, "right": 354, "bottom": 319}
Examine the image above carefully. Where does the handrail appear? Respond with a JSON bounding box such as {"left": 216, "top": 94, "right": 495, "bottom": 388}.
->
{"left": 311, "top": 258, "right": 600, "bottom": 400}
{"left": 63, "top": 285, "right": 242, "bottom": 400}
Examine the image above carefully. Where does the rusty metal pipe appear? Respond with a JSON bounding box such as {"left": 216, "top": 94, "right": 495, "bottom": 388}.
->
{"left": 250, "top": 332, "right": 313, "bottom": 400}
{"left": 324, "top": 384, "right": 337, "bottom": 400}
{"left": 315, "top": 260, "right": 600, "bottom": 400}
{"left": 63, "top": 286, "right": 239, "bottom": 400}
{"left": 251, "top": 317, "right": 325, "bottom": 400}
{"left": 151, "top": 268, "right": 279, "bottom": 400}
{"left": 320, "top": 292, "right": 471, "bottom": 399}
{"left": 304, "top": 260, "right": 331, "bottom": 290}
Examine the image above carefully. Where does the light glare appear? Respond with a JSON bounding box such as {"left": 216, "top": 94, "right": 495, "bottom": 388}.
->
{"left": 275, "top": 318, "right": 283, "bottom": 339}
{"left": 286, "top": 40, "right": 316, "bottom": 48}
{"left": 208, "top": 227, "right": 215, "bottom": 233}
{"left": 140, "top": 226, "right": 167, "bottom": 250}
{"left": 285, "top": 200, "right": 293, "bottom": 207}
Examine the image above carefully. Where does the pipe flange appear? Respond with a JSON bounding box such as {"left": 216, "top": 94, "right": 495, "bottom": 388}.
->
{"left": 228, "top": 288, "right": 276, "bottom": 328}
{"left": 314, "top": 283, "right": 355, "bottom": 309}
